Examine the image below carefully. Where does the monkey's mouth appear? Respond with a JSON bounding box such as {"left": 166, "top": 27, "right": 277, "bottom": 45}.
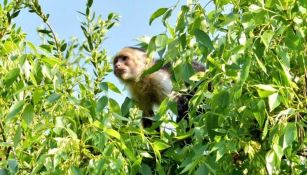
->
{"left": 115, "top": 68, "right": 126, "bottom": 75}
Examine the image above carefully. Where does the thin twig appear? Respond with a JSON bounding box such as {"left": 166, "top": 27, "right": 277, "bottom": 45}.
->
{"left": 45, "top": 21, "right": 62, "bottom": 58}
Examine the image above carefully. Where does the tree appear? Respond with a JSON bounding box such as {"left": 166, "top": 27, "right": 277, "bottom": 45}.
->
{"left": 0, "top": 0, "right": 306, "bottom": 174}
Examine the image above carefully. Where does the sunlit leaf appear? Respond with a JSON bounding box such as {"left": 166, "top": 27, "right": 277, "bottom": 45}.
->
{"left": 4, "top": 68, "right": 20, "bottom": 87}
{"left": 105, "top": 128, "right": 121, "bottom": 139}
{"left": 140, "top": 152, "right": 153, "bottom": 158}
{"left": 106, "top": 82, "right": 121, "bottom": 94}
{"left": 66, "top": 128, "right": 78, "bottom": 139}
{"left": 249, "top": 4, "right": 262, "bottom": 12}
{"left": 272, "top": 144, "right": 283, "bottom": 160}
{"left": 41, "top": 57, "right": 62, "bottom": 66}
{"left": 7, "top": 100, "right": 25, "bottom": 120}
{"left": 141, "top": 59, "right": 164, "bottom": 78}
{"left": 33, "top": 88, "right": 44, "bottom": 105}
{"left": 265, "top": 150, "right": 276, "bottom": 175}
{"left": 153, "top": 140, "right": 170, "bottom": 151}
{"left": 261, "top": 30, "right": 274, "bottom": 48}
{"left": 149, "top": 8, "right": 168, "bottom": 25}
{"left": 254, "top": 84, "right": 277, "bottom": 97}
{"left": 268, "top": 93, "right": 281, "bottom": 112}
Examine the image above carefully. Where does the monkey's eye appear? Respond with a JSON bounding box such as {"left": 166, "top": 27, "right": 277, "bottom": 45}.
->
{"left": 122, "top": 56, "right": 128, "bottom": 61}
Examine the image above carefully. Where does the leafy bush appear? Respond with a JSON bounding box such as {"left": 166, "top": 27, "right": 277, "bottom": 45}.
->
{"left": 0, "top": 0, "right": 306, "bottom": 174}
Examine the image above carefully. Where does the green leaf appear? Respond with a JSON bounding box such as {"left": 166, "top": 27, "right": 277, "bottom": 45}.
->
{"left": 153, "top": 141, "right": 170, "bottom": 151}
{"left": 141, "top": 59, "right": 164, "bottom": 78}
{"left": 4, "top": 68, "right": 20, "bottom": 87}
{"left": 40, "top": 44, "right": 52, "bottom": 53}
{"left": 3, "top": 41, "right": 18, "bottom": 54}
{"left": 268, "top": 93, "right": 281, "bottom": 112}
{"left": 96, "top": 96, "right": 108, "bottom": 113}
{"left": 71, "top": 166, "right": 82, "bottom": 175}
{"left": 8, "top": 159, "right": 18, "bottom": 174}
{"left": 261, "top": 30, "right": 274, "bottom": 48}
{"left": 282, "top": 123, "right": 297, "bottom": 150}
{"left": 105, "top": 128, "right": 121, "bottom": 139}
{"left": 66, "top": 128, "right": 78, "bottom": 139}
{"left": 272, "top": 144, "right": 283, "bottom": 160}
{"left": 7, "top": 100, "right": 25, "bottom": 120}
{"left": 255, "top": 55, "right": 267, "bottom": 74}
{"left": 27, "top": 42, "right": 38, "bottom": 53}
{"left": 254, "top": 84, "right": 277, "bottom": 97}
{"left": 106, "top": 82, "right": 121, "bottom": 94}
{"left": 33, "top": 88, "right": 44, "bottom": 105}
{"left": 109, "top": 98, "right": 121, "bottom": 115}
{"left": 139, "top": 163, "right": 153, "bottom": 175}
{"left": 60, "top": 43, "right": 67, "bottom": 52}
{"left": 31, "top": 154, "right": 47, "bottom": 174}
{"left": 180, "top": 161, "right": 197, "bottom": 174}
{"left": 86, "top": 0, "right": 93, "bottom": 8}
{"left": 162, "top": 9, "right": 172, "bottom": 26}
{"left": 99, "top": 82, "right": 108, "bottom": 92}
{"left": 13, "top": 126, "right": 22, "bottom": 146}
{"left": 41, "top": 57, "right": 62, "bottom": 66}
{"left": 182, "top": 63, "right": 195, "bottom": 83}
{"left": 239, "top": 56, "right": 251, "bottom": 84}
{"left": 92, "top": 120, "right": 104, "bottom": 130}
{"left": 37, "top": 29, "right": 51, "bottom": 34}
{"left": 253, "top": 100, "right": 266, "bottom": 128}
{"left": 215, "top": 90, "right": 230, "bottom": 109}
{"left": 265, "top": 150, "right": 276, "bottom": 175}
{"left": 195, "top": 164, "right": 209, "bottom": 175}
{"left": 255, "top": 84, "right": 277, "bottom": 92}
{"left": 155, "top": 34, "right": 168, "bottom": 49}
{"left": 23, "top": 104, "right": 34, "bottom": 125}
{"left": 194, "top": 29, "right": 214, "bottom": 51}
{"left": 121, "top": 97, "right": 134, "bottom": 116}
{"left": 47, "top": 93, "right": 61, "bottom": 103}
{"left": 149, "top": 8, "right": 168, "bottom": 25}
{"left": 175, "top": 133, "right": 192, "bottom": 140}
{"left": 249, "top": 4, "right": 262, "bottom": 12}
{"left": 175, "top": 6, "right": 188, "bottom": 33}
{"left": 205, "top": 112, "right": 219, "bottom": 140}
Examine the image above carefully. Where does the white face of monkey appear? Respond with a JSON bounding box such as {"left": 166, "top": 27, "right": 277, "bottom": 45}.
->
{"left": 113, "top": 48, "right": 148, "bottom": 81}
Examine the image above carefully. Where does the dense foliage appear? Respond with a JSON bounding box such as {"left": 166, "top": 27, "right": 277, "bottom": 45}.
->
{"left": 0, "top": 0, "right": 306, "bottom": 174}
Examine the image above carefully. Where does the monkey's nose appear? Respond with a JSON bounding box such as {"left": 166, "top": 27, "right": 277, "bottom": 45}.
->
{"left": 115, "top": 63, "right": 121, "bottom": 68}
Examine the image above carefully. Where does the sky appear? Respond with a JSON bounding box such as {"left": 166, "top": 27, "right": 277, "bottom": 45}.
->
{"left": 14, "top": 0, "right": 214, "bottom": 104}
{"left": 14, "top": 0, "right": 183, "bottom": 54}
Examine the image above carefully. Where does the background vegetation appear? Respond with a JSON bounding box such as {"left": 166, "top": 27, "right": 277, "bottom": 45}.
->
{"left": 0, "top": 0, "right": 306, "bottom": 174}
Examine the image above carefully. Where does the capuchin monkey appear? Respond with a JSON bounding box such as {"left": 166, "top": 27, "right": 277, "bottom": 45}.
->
{"left": 113, "top": 47, "right": 205, "bottom": 127}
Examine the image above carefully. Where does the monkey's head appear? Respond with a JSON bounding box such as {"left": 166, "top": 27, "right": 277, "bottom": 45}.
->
{"left": 113, "top": 47, "right": 150, "bottom": 82}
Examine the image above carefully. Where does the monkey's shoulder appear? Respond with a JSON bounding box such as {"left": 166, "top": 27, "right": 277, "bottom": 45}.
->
{"left": 129, "top": 70, "right": 172, "bottom": 104}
